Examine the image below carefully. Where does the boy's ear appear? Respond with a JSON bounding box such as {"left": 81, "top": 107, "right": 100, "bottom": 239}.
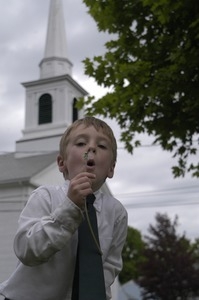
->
{"left": 57, "top": 155, "right": 65, "bottom": 173}
{"left": 107, "top": 163, "right": 115, "bottom": 179}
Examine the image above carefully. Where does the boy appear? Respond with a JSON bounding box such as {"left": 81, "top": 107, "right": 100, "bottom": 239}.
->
{"left": 0, "top": 116, "right": 128, "bottom": 300}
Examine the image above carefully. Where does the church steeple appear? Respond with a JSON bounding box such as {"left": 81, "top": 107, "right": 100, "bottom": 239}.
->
{"left": 39, "top": 0, "right": 73, "bottom": 78}
{"left": 16, "top": 0, "right": 87, "bottom": 155}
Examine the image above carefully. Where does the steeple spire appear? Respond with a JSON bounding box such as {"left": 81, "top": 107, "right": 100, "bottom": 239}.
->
{"left": 39, "top": 0, "right": 73, "bottom": 79}
{"left": 15, "top": 0, "right": 87, "bottom": 156}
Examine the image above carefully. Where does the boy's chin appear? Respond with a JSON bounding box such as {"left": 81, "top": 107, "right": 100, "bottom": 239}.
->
{"left": 92, "top": 179, "right": 106, "bottom": 192}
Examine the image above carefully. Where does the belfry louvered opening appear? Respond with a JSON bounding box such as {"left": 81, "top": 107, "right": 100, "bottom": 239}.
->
{"left": 38, "top": 94, "right": 52, "bottom": 124}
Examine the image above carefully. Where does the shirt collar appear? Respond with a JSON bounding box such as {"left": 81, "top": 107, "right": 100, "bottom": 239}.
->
{"left": 93, "top": 190, "right": 103, "bottom": 213}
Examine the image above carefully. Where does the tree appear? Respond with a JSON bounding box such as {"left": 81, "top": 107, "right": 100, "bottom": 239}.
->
{"left": 137, "top": 213, "right": 199, "bottom": 300}
{"left": 119, "top": 226, "right": 145, "bottom": 284}
{"left": 79, "top": 0, "right": 199, "bottom": 178}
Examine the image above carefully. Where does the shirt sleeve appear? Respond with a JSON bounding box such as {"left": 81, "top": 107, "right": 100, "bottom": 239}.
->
{"left": 14, "top": 186, "right": 83, "bottom": 266}
{"left": 103, "top": 206, "right": 128, "bottom": 300}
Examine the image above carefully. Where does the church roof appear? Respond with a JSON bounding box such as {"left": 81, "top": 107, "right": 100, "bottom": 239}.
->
{"left": 0, "top": 152, "right": 58, "bottom": 185}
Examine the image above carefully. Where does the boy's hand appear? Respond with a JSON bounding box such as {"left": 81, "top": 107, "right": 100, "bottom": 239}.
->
{"left": 67, "top": 172, "right": 96, "bottom": 209}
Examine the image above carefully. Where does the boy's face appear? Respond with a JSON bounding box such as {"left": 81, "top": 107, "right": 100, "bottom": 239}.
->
{"left": 58, "top": 124, "right": 115, "bottom": 191}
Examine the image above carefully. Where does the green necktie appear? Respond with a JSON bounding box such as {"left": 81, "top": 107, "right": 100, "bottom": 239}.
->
{"left": 72, "top": 194, "right": 106, "bottom": 300}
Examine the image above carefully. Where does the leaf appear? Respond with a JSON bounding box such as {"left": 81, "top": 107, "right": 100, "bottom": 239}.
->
{"left": 82, "top": 0, "right": 199, "bottom": 178}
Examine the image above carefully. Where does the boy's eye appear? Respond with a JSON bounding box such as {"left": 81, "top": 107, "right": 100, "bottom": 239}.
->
{"left": 76, "top": 142, "right": 86, "bottom": 147}
{"left": 98, "top": 144, "right": 107, "bottom": 149}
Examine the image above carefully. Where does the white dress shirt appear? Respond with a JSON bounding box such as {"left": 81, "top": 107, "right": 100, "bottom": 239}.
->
{"left": 0, "top": 181, "right": 128, "bottom": 300}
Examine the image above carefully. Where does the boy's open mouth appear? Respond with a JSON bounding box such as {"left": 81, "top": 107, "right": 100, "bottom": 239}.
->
{"left": 87, "top": 159, "right": 95, "bottom": 167}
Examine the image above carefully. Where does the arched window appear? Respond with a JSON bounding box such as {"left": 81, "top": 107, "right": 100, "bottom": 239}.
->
{"left": 38, "top": 94, "right": 52, "bottom": 124}
{"left": 72, "top": 97, "right": 78, "bottom": 122}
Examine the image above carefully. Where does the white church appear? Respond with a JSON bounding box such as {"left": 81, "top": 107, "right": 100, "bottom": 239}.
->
{"left": 0, "top": 1, "right": 120, "bottom": 299}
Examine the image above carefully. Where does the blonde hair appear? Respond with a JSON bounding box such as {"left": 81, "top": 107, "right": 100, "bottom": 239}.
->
{"left": 59, "top": 116, "right": 117, "bottom": 164}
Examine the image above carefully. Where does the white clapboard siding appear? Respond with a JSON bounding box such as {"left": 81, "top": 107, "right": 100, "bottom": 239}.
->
{"left": 0, "top": 184, "right": 34, "bottom": 285}
{"left": 0, "top": 211, "right": 19, "bottom": 282}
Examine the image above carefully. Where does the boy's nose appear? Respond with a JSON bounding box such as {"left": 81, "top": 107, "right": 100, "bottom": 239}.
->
{"left": 88, "top": 147, "right": 96, "bottom": 154}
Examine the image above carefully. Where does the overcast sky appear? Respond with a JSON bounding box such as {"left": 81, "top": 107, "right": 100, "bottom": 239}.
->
{"left": 0, "top": 0, "right": 199, "bottom": 240}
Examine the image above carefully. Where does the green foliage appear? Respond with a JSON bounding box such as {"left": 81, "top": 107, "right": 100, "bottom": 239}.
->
{"left": 80, "top": 0, "right": 199, "bottom": 177}
{"left": 138, "top": 213, "right": 199, "bottom": 299}
{"left": 119, "top": 226, "right": 145, "bottom": 284}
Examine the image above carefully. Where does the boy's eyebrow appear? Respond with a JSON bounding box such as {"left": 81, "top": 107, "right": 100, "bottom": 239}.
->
{"left": 73, "top": 133, "right": 111, "bottom": 143}
{"left": 73, "top": 133, "right": 89, "bottom": 140}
